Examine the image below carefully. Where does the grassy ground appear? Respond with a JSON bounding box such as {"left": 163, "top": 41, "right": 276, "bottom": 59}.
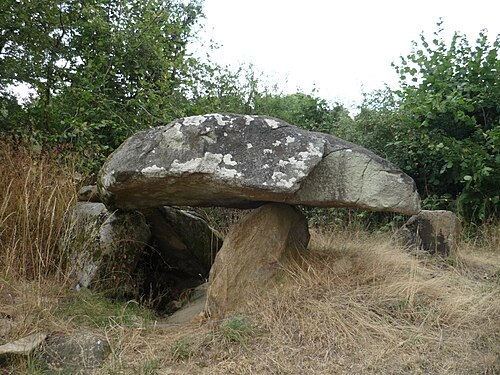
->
{"left": 1, "top": 142, "right": 499, "bottom": 374}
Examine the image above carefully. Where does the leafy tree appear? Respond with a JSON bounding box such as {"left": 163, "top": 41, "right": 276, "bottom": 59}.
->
{"left": 253, "top": 92, "right": 353, "bottom": 135}
{"left": 187, "top": 63, "right": 261, "bottom": 115}
{"left": 356, "top": 23, "right": 499, "bottom": 223}
{"left": 1, "top": 0, "right": 204, "bottom": 168}
{"left": 187, "top": 63, "right": 355, "bottom": 137}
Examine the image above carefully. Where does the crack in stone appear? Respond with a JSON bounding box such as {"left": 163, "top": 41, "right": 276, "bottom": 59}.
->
{"left": 327, "top": 147, "right": 358, "bottom": 153}
{"left": 355, "top": 159, "right": 373, "bottom": 204}
{"left": 268, "top": 125, "right": 291, "bottom": 131}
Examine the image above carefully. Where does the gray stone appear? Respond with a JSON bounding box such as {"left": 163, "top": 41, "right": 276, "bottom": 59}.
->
{"left": 77, "top": 185, "right": 100, "bottom": 202}
{"left": 144, "top": 206, "right": 222, "bottom": 272}
{"left": 207, "top": 203, "right": 309, "bottom": 317}
{"left": 166, "top": 283, "right": 208, "bottom": 324}
{"left": 138, "top": 207, "right": 222, "bottom": 312}
{"left": 393, "top": 210, "right": 462, "bottom": 256}
{"left": 61, "top": 202, "right": 151, "bottom": 295}
{"left": 61, "top": 201, "right": 221, "bottom": 312}
{"left": 39, "top": 332, "right": 110, "bottom": 374}
{"left": 98, "top": 114, "right": 420, "bottom": 215}
{"left": 0, "top": 332, "right": 47, "bottom": 356}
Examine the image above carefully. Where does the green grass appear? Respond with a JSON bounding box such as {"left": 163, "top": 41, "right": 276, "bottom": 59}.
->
{"left": 55, "top": 288, "right": 155, "bottom": 329}
{"left": 169, "top": 338, "right": 195, "bottom": 362}
{"left": 219, "top": 315, "right": 255, "bottom": 346}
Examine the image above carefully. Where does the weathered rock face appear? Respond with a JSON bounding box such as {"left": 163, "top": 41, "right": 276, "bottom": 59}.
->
{"left": 98, "top": 114, "right": 420, "bottom": 214}
{"left": 77, "top": 185, "right": 100, "bottom": 202}
{"left": 62, "top": 202, "right": 151, "bottom": 295}
{"left": 39, "top": 332, "right": 110, "bottom": 374}
{"left": 0, "top": 332, "right": 47, "bottom": 356}
{"left": 393, "top": 210, "right": 462, "bottom": 256}
{"left": 145, "top": 206, "right": 222, "bottom": 272}
{"left": 207, "top": 203, "right": 310, "bottom": 317}
{"left": 166, "top": 283, "right": 208, "bottom": 324}
{"left": 62, "top": 202, "right": 222, "bottom": 311}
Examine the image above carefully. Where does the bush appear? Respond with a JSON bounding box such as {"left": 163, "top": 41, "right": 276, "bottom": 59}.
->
{"left": 355, "top": 23, "right": 499, "bottom": 223}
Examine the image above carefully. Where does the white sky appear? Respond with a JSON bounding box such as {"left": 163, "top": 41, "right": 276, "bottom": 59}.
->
{"left": 196, "top": 0, "right": 500, "bottom": 108}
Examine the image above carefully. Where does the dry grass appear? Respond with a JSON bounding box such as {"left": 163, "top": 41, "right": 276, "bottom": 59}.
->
{"left": 0, "top": 140, "right": 77, "bottom": 281}
{"left": 0, "top": 140, "right": 499, "bottom": 374}
{"left": 123, "top": 229, "right": 496, "bottom": 375}
{"left": 0, "top": 140, "right": 79, "bottom": 372}
{"left": 57, "top": 229, "right": 496, "bottom": 375}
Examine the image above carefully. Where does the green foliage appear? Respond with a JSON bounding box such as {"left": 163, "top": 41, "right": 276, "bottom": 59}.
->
{"left": 187, "top": 63, "right": 355, "bottom": 137}
{"left": 219, "top": 315, "right": 254, "bottom": 346}
{"left": 181, "top": 61, "right": 354, "bottom": 136}
{"left": 1, "top": 1, "right": 351, "bottom": 176}
{"left": 169, "top": 338, "right": 194, "bottom": 361}
{"left": 254, "top": 91, "right": 354, "bottom": 135}
{"left": 1, "top": 0, "right": 205, "bottom": 172}
{"left": 56, "top": 288, "right": 155, "bottom": 328}
{"left": 3, "top": 6, "right": 497, "bottom": 226}
{"left": 355, "top": 22, "right": 499, "bottom": 223}
{"left": 188, "top": 63, "right": 262, "bottom": 115}
{"left": 138, "top": 358, "right": 162, "bottom": 374}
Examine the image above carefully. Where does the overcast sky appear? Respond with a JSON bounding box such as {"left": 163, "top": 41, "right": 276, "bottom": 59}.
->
{"left": 196, "top": 0, "right": 500, "bottom": 108}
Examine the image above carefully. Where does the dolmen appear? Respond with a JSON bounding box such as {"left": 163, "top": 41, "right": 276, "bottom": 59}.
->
{"left": 86, "top": 114, "right": 421, "bottom": 316}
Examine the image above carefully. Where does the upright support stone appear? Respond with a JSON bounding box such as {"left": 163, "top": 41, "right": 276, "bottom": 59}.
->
{"left": 61, "top": 202, "right": 151, "bottom": 296}
{"left": 207, "top": 203, "right": 310, "bottom": 317}
{"left": 393, "top": 210, "right": 462, "bottom": 256}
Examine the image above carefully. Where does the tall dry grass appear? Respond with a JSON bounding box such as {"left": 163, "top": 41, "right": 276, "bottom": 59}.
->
{"left": 0, "top": 139, "right": 77, "bottom": 281}
{"left": 0, "top": 140, "right": 81, "bottom": 373}
{"left": 237, "top": 230, "right": 499, "bottom": 374}
{"left": 113, "top": 229, "right": 498, "bottom": 375}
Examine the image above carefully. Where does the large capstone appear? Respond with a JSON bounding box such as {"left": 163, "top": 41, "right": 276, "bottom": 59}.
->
{"left": 393, "top": 210, "right": 462, "bottom": 256}
{"left": 98, "top": 114, "right": 420, "bottom": 214}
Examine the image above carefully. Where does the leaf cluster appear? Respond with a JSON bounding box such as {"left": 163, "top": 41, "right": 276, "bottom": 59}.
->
{"left": 355, "top": 22, "right": 499, "bottom": 223}
{"left": 1, "top": 0, "right": 205, "bottom": 171}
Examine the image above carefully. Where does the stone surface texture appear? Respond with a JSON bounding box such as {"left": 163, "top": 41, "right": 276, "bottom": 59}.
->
{"left": 39, "top": 332, "right": 110, "bottom": 374}
{"left": 166, "top": 283, "right": 208, "bottom": 324}
{"left": 144, "top": 206, "right": 222, "bottom": 272}
{"left": 0, "top": 332, "right": 47, "bottom": 355}
{"left": 61, "top": 202, "right": 221, "bottom": 311}
{"left": 98, "top": 114, "right": 420, "bottom": 214}
{"left": 61, "top": 202, "right": 151, "bottom": 294}
{"left": 78, "top": 185, "right": 100, "bottom": 202}
{"left": 138, "top": 207, "right": 222, "bottom": 312}
{"left": 393, "top": 210, "right": 462, "bottom": 256}
{"left": 207, "top": 203, "right": 310, "bottom": 317}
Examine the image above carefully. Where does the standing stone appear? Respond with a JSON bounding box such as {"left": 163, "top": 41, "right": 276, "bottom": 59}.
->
{"left": 207, "top": 203, "right": 310, "bottom": 317}
{"left": 393, "top": 210, "right": 462, "bottom": 256}
{"left": 61, "top": 202, "right": 151, "bottom": 296}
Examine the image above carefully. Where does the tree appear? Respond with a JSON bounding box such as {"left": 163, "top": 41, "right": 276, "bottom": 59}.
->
{"left": 1, "top": 0, "right": 204, "bottom": 167}
{"left": 253, "top": 92, "right": 353, "bottom": 135}
{"left": 187, "top": 64, "right": 355, "bottom": 137}
{"left": 356, "top": 23, "right": 499, "bottom": 223}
